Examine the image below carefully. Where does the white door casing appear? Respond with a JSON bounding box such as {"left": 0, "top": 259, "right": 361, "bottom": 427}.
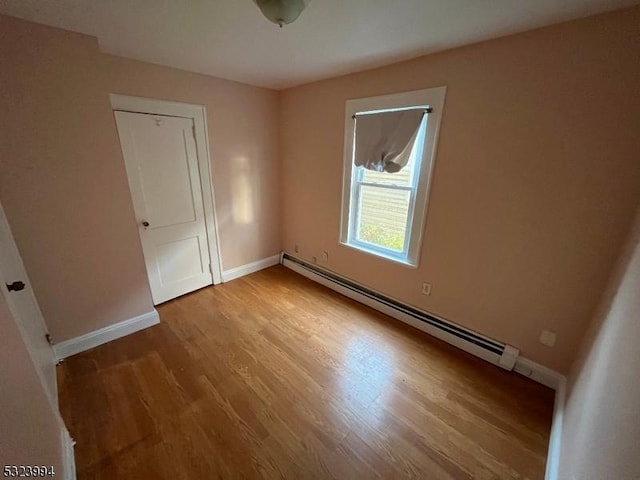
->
{"left": 115, "top": 110, "right": 218, "bottom": 304}
{"left": 0, "top": 202, "right": 58, "bottom": 407}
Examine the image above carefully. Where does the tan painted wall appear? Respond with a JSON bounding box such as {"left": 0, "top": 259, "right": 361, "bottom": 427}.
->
{"left": 0, "top": 293, "right": 64, "bottom": 474}
{"left": 559, "top": 207, "right": 640, "bottom": 479}
{"left": 279, "top": 7, "right": 640, "bottom": 372}
{"left": 0, "top": 15, "right": 280, "bottom": 342}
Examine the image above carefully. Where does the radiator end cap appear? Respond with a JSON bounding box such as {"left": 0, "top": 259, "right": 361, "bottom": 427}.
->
{"left": 498, "top": 344, "right": 520, "bottom": 370}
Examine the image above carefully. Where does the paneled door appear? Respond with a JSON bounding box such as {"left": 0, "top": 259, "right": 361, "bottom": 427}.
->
{"left": 115, "top": 111, "right": 214, "bottom": 304}
{"left": 0, "top": 202, "right": 58, "bottom": 406}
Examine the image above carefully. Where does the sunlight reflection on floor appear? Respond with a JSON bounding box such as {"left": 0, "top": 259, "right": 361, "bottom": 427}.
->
{"left": 339, "top": 334, "right": 395, "bottom": 426}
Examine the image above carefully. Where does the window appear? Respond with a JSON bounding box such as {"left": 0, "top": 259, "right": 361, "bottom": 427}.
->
{"left": 340, "top": 87, "right": 446, "bottom": 266}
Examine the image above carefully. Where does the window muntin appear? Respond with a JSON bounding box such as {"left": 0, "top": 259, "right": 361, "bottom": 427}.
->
{"left": 340, "top": 87, "right": 446, "bottom": 267}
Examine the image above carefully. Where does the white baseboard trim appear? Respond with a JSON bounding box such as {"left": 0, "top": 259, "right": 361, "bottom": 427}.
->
{"left": 221, "top": 254, "right": 280, "bottom": 282}
{"left": 514, "top": 356, "right": 565, "bottom": 390}
{"left": 53, "top": 309, "right": 160, "bottom": 361}
{"left": 545, "top": 376, "right": 567, "bottom": 480}
{"left": 62, "top": 427, "right": 76, "bottom": 480}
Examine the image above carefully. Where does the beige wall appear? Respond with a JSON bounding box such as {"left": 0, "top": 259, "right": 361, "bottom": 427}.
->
{"left": 0, "top": 15, "right": 280, "bottom": 342}
{"left": 0, "top": 293, "right": 64, "bottom": 473}
{"left": 558, "top": 207, "right": 640, "bottom": 479}
{"left": 279, "top": 7, "right": 640, "bottom": 373}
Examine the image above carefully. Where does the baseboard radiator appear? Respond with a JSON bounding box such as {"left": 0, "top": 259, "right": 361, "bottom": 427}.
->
{"left": 281, "top": 253, "right": 520, "bottom": 371}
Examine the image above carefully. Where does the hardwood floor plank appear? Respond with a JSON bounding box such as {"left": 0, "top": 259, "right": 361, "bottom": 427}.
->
{"left": 58, "top": 265, "right": 554, "bottom": 479}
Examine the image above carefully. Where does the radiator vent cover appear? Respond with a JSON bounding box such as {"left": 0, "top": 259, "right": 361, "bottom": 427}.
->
{"left": 281, "top": 253, "right": 519, "bottom": 370}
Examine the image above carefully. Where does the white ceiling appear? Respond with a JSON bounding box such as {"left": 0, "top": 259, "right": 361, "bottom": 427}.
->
{"left": 0, "top": 0, "right": 637, "bottom": 89}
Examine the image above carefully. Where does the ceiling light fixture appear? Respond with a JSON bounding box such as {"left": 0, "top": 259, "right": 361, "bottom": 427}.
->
{"left": 254, "top": 0, "right": 310, "bottom": 28}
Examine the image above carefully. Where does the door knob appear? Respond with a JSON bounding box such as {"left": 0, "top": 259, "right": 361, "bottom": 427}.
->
{"left": 6, "top": 281, "right": 25, "bottom": 292}
{"left": 142, "top": 221, "right": 150, "bottom": 227}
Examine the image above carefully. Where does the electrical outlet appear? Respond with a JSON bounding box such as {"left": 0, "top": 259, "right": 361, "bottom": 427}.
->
{"left": 321, "top": 251, "right": 329, "bottom": 262}
{"left": 294, "top": 244, "right": 300, "bottom": 253}
{"left": 422, "top": 282, "right": 432, "bottom": 296}
{"left": 539, "top": 330, "right": 557, "bottom": 347}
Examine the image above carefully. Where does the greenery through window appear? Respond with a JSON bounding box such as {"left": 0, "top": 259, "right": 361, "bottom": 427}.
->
{"left": 340, "top": 87, "right": 446, "bottom": 266}
{"left": 352, "top": 123, "right": 423, "bottom": 255}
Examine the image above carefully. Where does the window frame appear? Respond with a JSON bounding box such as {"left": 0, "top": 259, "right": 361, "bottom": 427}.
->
{"left": 339, "top": 86, "right": 447, "bottom": 267}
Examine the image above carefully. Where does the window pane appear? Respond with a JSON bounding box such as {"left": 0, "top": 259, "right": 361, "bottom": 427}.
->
{"left": 357, "top": 185, "right": 410, "bottom": 252}
{"left": 361, "top": 154, "right": 416, "bottom": 186}
{"left": 359, "top": 125, "right": 420, "bottom": 187}
{"left": 361, "top": 165, "right": 412, "bottom": 187}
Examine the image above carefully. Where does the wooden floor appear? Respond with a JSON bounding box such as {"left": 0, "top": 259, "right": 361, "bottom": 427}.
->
{"left": 58, "top": 265, "right": 554, "bottom": 479}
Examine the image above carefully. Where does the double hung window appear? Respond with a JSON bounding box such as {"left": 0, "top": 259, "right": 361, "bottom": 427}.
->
{"left": 340, "top": 87, "right": 446, "bottom": 266}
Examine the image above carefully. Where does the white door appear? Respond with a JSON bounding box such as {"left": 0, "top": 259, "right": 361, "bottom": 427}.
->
{"left": 115, "top": 111, "right": 214, "bottom": 304}
{"left": 0, "top": 203, "right": 58, "bottom": 406}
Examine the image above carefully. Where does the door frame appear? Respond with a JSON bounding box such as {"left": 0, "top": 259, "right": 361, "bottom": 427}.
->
{"left": 0, "top": 200, "right": 75, "bottom": 476}
{"left": 0, "top": 201, "right": 58, "bottom": 407}
{"left": 110, "top": 94, "right": 223, "bottom": 285}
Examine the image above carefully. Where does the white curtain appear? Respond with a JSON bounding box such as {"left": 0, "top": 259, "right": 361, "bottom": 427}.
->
{"left": 354, "top": 109, "right": 425, "bottom": 173}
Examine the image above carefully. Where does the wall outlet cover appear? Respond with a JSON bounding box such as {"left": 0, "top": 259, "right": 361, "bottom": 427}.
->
{"left": 539, "top": 330, "right": 557, "bottom": 347}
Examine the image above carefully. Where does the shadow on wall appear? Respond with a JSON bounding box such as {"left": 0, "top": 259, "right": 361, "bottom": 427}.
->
{"left": 559, "top": 207, "right": 640, "bottom": 479}
{"left": 102, "top": 282, "right": 155, "bottom": 323}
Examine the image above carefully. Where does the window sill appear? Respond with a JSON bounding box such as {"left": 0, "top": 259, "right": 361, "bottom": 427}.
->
{"left": 340, "top": 240, "right": 418, "bottom": 268}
